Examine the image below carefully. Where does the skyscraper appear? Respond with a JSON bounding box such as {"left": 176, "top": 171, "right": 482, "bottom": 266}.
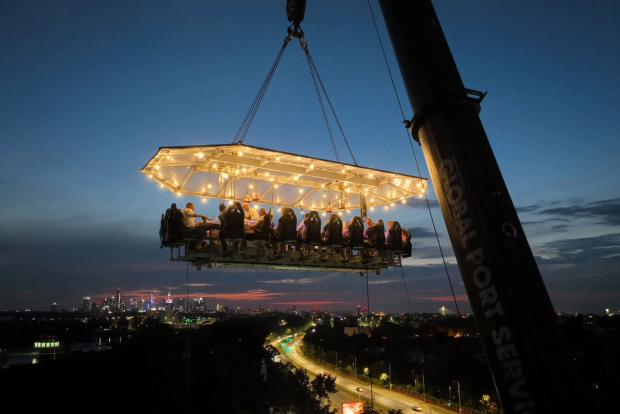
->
{"left": 49, "top": 303, "right": 57, "bottom": 312}
{"left": 356, "top": 304, "right": 361, "bottom": 317}
{"left": 115, "top": 287, "right": 121, "bottom": 312}
{"left": 83, "top": 297, "right": 91, "bottom": 312}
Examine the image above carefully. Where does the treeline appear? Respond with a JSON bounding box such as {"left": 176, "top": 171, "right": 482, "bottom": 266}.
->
{"left": 0, "top": 317, "right": 337, "bottom": 413}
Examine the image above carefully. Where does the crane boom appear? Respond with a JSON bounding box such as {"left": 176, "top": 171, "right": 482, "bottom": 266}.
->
{"left": 378, "top": 1, "right": 577, "bottom": 412}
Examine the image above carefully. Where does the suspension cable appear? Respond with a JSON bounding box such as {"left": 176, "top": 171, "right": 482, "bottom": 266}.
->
{"left": 233, "top": 35, "right": 292, "bottom": 144}
{"left": 305, "top": 48, "right": 358, "bottom": 165}
{"left": 365, "top": 271, "right": 374, "bottom": 412}
{"left": 366, "top": 0, "right": 461, "bottom": 317}
{"left": 303, "top": 44, "right": 340, "bottom": 162}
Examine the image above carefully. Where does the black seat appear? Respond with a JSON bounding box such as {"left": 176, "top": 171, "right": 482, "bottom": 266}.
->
{"left": 161, "top": 203, "right": 202, "bottom": 248}
{"left": 325, "top": 215, "right": 343, "bottom": 247}
{"left": 304, "top": 211, "right": 322, "bottom": 246}
{"left": 402, "top": 228, "right": 412, "bottom": 258}
{"left": 347, "top": 216, "right": 365, "bottom": 250}
{"left": 223, "top": 202, "right": 245, "bottom": 241}
{"left": 276, "top": 207, "right": 297, "bottom": 244}
{"left": 387, "top": 221, "right": 404, "bottom": 253}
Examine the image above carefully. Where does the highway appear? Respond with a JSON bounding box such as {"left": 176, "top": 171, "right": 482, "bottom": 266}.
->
{"left": 274, "top": 338, "right": 454, "bottom": 414}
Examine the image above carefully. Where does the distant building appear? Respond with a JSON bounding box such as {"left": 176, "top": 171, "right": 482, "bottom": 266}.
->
{"left": 290, "top": 306, "right": 297, "bottom": 314}
{"left": 83, "top": 297, "right": 91, "bottom": 312}
{"left": 49, "top": 303, "right": 57, "bottom": 312}
{"left": 115, "top": 287, "right": 122, "bottom": 312}
{"left": 258, "top": 306, "right": 265, "bottom": 313}
{"left": 356, "top": 305, "right": 361, "bottom": 317}
{"left": 436, "top": 306, "right": 456, "bottom": 317}
{"left": 344, "top": 326, "right": 372, "bottom": 337}
{"left": 129, "top": 299, "right": 138, "bottom": 310}
{"left": 583, "top": 314, "right": 599, "bottom": 331}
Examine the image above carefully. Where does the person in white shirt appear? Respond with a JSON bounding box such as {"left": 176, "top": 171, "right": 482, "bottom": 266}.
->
{"left": 181, "top": 202, "right": 211, "bottom": 228}
{"left": 242, "top": 202, "right": 259, "bottom": 221}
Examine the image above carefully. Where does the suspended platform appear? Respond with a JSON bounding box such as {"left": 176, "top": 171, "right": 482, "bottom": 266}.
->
{"left": 144, "top": 143, "right": 425, "bottom": 273}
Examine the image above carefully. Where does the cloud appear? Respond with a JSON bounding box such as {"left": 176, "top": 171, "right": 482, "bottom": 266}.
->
{"left": 412, "top": 294, "right": 468, "bottom": 302}
{"left": 256, "top": 278, "right": 319, "bottom": 285}
{"left": 537, "top": 233, "right": 620, "bottom": 262}
{"left": 268, "top": 301, "right": 354, "bottom": 306}
{"left": 186, "top": 283, "right": 215, "bottom": 287}
{"left": 368, "top": 279, "right": 400, "bottom": 285}
{"left": 185, "top": 289, "right": 286, "bottom": 301}
{"left": 538, "top": 197, "right": 620, "bottom": 225}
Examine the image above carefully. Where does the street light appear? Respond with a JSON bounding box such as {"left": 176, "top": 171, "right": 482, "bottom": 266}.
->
{"left": 413, "top": 369, "right": 425, "bottom": 402}
{"left": 453, "top": 380, "right": 461, "bottom": 413}
{"left": 352, "top": 355, "right": 357, "bottom": 378}
{"left": 381, "top": 361, "right": 392, "bottom": 391}
{"left": 449, "top": 385, "right": 452, "bottom": 407}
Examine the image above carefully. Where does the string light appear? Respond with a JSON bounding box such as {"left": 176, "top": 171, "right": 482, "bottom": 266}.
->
{"left": 155, "top": 165, "right": 159, "bottom": 169}
{"left": 238, "top": 151, "right": 243, "bottom": 156}
{"left": 299, "top": 189, "right": 303, "bottom": 193}
{"left": 166, "top": 156, "right": 170, "bottom": 159}
{"left": 202, "top": 198, "right": 206, "bottom": 202}
{"left": 198, "top": 153, "right": 204, "bottom": 158}
{"left": 310, "top": 164, "right": 314, "bottom": 169}
{"left": 207, "top": 184, "right": 212, "bottom": 188}
{"left": 242, "top": 168, "right": 247, "bottom": 172}
{"left": 160, "top": 184, "right": 164, "bottom": 188}
{"left": 148, "top": 174, "right": 152, "bottom": 178}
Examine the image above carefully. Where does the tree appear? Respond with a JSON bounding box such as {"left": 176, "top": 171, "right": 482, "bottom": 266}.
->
{"left": 380, "top": 373, "right": 390, "bottom": 387}
{"left": 388, "top": 410, "right": 404, "bottom": 414}
{"left": 363, "top": 367, "right": 369, "bottom": 376}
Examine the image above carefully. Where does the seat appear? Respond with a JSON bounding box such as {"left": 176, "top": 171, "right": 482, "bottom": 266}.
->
{"left": 325, "top": 214, "right": 343, "bottom": 248}
{"left": 222, "top": 202, "right": 245, "bottom": 251}
{"left": 402, "top": 228, "right": 412, "bottom": 258}
{"left": 161, "top": 203, "right": 203, "bottom": 249}
{"left": 387, "top": 221, "right": 404, "bottom": 254}
{"left": 275, "top": 207, "right": 297, "bottom": 249}
{"left": 304, "top": 211, "right": 322, "bottom": 246}
{"left": 347, "top": 216, "right": 365, "bottom": 250}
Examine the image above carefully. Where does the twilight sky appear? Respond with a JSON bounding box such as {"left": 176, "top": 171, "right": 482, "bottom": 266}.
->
{"left": 1, "top": 1, "right": 619, "bottom": 313}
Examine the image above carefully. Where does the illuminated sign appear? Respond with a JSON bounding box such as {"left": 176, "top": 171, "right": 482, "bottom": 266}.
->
{"left": 342, "top": 401, "right": 363, "bottom": 414}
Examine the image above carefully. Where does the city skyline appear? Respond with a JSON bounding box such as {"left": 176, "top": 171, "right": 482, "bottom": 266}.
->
{"left": 2, "top": 1, "right": 620, "bottom": 313}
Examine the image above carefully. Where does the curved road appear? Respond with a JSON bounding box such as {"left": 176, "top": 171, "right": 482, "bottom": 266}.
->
{"left": 275, "top": 339, "right": 450, "bottom": 414}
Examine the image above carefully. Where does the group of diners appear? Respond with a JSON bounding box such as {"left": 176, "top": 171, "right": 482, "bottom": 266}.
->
{"left": 177, "top": 201, "right": 411, "bottom": 256}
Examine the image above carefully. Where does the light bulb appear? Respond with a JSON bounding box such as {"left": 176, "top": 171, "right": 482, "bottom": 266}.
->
{"left": 402, "top": 199, "right": 406, "bottom": 203}
{"left": 370, "top": 207, "right": 374, "bottom": 211}
{"left": 238, "top": 151, "right": 243, "bottom": 156}
{"left": 148, "top": 174, "right": 152, "bottom": 178}
{"left": 369, "top": 173, "right": 373, "bottom": 177}
{"left": 155, "top": 165, "right": 159, "bottom": 169}
{"left": 310, "top": 164, "right": 314, "bottom": 169}
{"left": 274, "top": 184, "right": 279, "bottom": 188}
{"left": 208, "top": 184, "right": 212, "bottom": 188}
{"left": 276, "top": 156, "right": 280, "bottom": 161}
{"left": 265, "top": 172, "right": 269, "bottom": 176}
{"left": 160, "top": 184, "right": 164, "bottom": 188}
{"left": 391, "top": 203, "right": 395, "bottom": 206}
{"left": 299, "top": 189, "right": 303, "bottom": 193}
{"left": 321, "top": 184, "right": 325, "bottom": 187}
{"left": 294, "top": 176, "right": 298, "bottom": 180}
{"left": 198, "top": 153, "right": 204, "bottom": 158}
{"left": 242, "top": 168, "right": 247, "bottom": 172}
{"left": 213, "top": 164, "right": 217, "bottom": 168}
{"left": 250, "top": 185, "right": 253, "bottom": 188}
{"left": 166, "top": 156, "right": 170, "bottom": 159}
{"left": 202, "top": 198, "right": 206, "bottom": 202}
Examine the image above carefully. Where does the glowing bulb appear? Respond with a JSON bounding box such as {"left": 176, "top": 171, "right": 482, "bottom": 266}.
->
{"left": 421, "top": 188, "right": 426, "bottom": 193}
{"left": 347, "top": 210, "right": 350, "bottom": 213}
{"left": 391, "top": 203, "right": 395, "bottom": 206}
{"left": 166, "top": 156, "right": 170, "bottom": 159}
{"left": 338, "top": 212, "right": 342, "bottom": 216}
{"left": 221, "top": 173, "right": 228, "bottom": 178}
{"left": 299, "top": 189, "right": 303, "bottom": 193}
{"left": 176, "top": 192, "right": 181, "bottom": 196}
{"left": 235, "top": 170, "right": 239, "bottom": 174}
{"left": 402, "top": 199, "right": 406, "bottom": 203}
{"left": 160, "top": 184, "right": 164, "bottom": 188}
{"left": 322, "top": 212, "right": 326, "bottom": 216}
{"left": 155, "top": 165, "right": 159, "bottom": 169}
{"left": 202, "top": 198, "right": 206, "bottom": 202}
{"left": 238, "top": 151, "right": 243, "bottom": 156}
{"left": 321, "top": 184, "right": 325, "bottom": 187}
{"left": 296, "top": 156, "right": 300, "bottom": 159}
{"left": 384, "top": 206, "right": 388, "bottom": 210}
{"left": 419, "top": 194, "right": 423, "bottom": 197}
{"left": 265, "top": 172, "right": 269, "bottom": 176}
{"left": 294, "top": 176, "right": 298, "bottom": 180}
{"left": 278, "top": 208, "right": 281, "bottom": 212}
{"left": 274, "top": 184, "right": 279, "bottom": 188}
{"left": 276, "top": 156, "right": 280, "bottom": 161}
{"left": 208, "top": 184, "right": 212, "bottom": 188}
{"left": 250, "top": 185, "right": 253, "bottom": 188}
{"left": 323, "top": 194, "right": 326, "bottom": 198}
{"left": 370, "top": 207, "right": 374, "bottom": 211}
{"left": 198, "top": 153, "right": 204, "bottom": 158}
{"left": 341, "top": 169, "right": 345, "bottom": 173}
{"left": 310, "top": 164, "right": 314, "bottom": 169}
{"left": 369, "top": 173, "right": 373, "bottom": 177}
{"left": 242, "top": 168, "right": 247, "bottom": 172}
{"left": 148, "top": 174, "right": 152, "bottom": 178}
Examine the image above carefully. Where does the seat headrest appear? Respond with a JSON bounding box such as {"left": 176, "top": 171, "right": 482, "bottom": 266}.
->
{"left": 171, "top": 203, "right": 178, "bottom": 212}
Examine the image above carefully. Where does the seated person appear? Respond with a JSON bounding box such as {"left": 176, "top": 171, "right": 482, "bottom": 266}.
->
{"left": 241, "top": 208, "right": 268, "bottom": 250}
{"left": 181, "top": 202, "right": 211, "bottom": 252}
{"left": 364, "top": 217, "right": 382, "bottom": 247}
{"left": 297, "top": 213, "right": 310, "bottom": 237}
{"left": 217, "top": 203, "right": 229, "bottom": 252}
{"left": 342, "top": 220, "right": 351, "bottom": 244}
{"left": 182, "top": 202, "right": 211, "bottom": 228}
{"left": 385, "top": 220, "right": 394, "bottom": 240}
{"left": 242, "top": 202, "right": 259, "bottom": 222}
{"left": 321, "top": 214, "right": 333, "bottom": 242}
